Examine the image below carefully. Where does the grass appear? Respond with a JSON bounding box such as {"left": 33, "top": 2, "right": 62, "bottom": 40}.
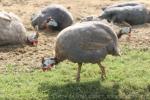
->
{"left": 0, "top": 45, "right": 150, "bottom": 100}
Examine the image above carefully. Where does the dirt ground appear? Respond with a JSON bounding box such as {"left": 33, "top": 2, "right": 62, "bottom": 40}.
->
{"left": 0, "top": 0, "right": 149, "bottom": 72}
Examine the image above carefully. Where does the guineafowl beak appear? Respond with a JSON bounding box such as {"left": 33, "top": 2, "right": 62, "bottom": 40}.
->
{"left": 42, "top": 64, "right": 53, "bottom": 72}
{"left": 32, "top": 40, "right": 38, "bottom": 46}
{"left": 33, "top": 31, "right": 39, "bottom": 46}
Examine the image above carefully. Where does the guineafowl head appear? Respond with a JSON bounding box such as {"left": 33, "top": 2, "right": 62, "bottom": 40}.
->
{"left": 27, "top": 31, "right": 39, "bottom": 46}
{"left": 41, "top": 57, "right": 58, "bottom": 71}
{"left": 119, "top": 27, "right": 131, "bottom": 34}
{"left": 117, "top": 27, "right": 131, "bottom": 39}
{"left": 42, "top": 16, "right": 58, "bottom": 30}
{"left": 27, "top": 25, "right": 39, "bottom": 46}
{"left": 98, "top": 12, "right": 112, "bottom": 22}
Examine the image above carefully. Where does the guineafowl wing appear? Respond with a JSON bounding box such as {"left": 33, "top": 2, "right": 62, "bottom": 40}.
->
{"left": 79, "top": 36, "right": 112, "bottom": 51}
{"left": 0, "top": 13, "right": 11, "bottom": 22}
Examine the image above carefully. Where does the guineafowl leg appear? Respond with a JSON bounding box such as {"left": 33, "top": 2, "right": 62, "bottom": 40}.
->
{"left": 98, "top": 63, "right": 106, "bottom": 80}
{"left": 110, "top": 16, "right": 117, "bottom": 30}
{"left": 76, "top": 63, "right": 82, "bottom": 82}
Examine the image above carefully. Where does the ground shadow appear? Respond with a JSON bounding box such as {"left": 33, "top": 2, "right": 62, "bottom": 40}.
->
{"left": 0, "top": 44, "right": 25, "bottom": 52}
{"left": 38, "top": 80, "right": 120, "bottom": 100}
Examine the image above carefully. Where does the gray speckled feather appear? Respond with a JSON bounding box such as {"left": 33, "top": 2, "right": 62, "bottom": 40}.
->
{"left": 102, "top": 2, "right": 142, "bottom": 10}
{"left": 55, "top": 21, "right": 120, "bottom": 63}
{"left": 80, "top": 16, "right": 128, "bottom": 34}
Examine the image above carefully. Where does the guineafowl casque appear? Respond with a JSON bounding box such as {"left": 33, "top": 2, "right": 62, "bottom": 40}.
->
{"left": 31, "top": 4, "right": 74, "bottom": 31}
{"left": 41, "top": 21, "right": 128, "bottom": 82}
{"left": 0, "top": 11, "right": 39, "bottom": 46}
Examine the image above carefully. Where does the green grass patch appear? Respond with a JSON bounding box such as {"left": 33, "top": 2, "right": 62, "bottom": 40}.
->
{"left": 0, "top": 46, "right": 150, "bottom": 100}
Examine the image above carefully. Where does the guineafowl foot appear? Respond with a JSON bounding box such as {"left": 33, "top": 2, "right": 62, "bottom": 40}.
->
{"left": 98, "top": 63, "right": 106, "bottom": 81}
{"left": 101, "top": 73, "right": 106, "bottom": 81}
{"left": 76, "top": 76, "right": 80, "bottom": 82}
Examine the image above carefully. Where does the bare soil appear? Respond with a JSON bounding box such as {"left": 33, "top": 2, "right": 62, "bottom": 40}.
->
{"left": 0, "top": 0, "right": 149, "bottom": 72}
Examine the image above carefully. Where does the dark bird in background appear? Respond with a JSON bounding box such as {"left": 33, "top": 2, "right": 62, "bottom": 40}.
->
{"left": 31, "top": 4, "right": 74, "bottom": 32}
{"left": 99, "top": 2, "right": 150, "bottom": 40}
{"left": 100, "top": 2, "right": 150, "bottom": 25}
{"left": 101, "top": 2, "right": 142, "bottom": 11}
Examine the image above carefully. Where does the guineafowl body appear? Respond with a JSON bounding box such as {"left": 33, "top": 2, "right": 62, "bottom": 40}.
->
{"left": 31, "top": 4, "right": 74, "bottom": 31}
{"left": 0, "top": 11, "right": 38, "bottom": 46}
{"left": 100, "top": 3, "right": 150, "bottom": 25}
{"left": 55, "top": 21, "right": 120, "bottom": 63}
{"left": 42, "top": 21, "right": 123, "bottom": 82}
{"left": 0, "top": 11, "right": 27, "bottom": 45}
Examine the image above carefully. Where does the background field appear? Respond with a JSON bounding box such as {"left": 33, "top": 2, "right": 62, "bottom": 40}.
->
{"left": 0, "top": 0, "right": 150, "bottom": 100}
